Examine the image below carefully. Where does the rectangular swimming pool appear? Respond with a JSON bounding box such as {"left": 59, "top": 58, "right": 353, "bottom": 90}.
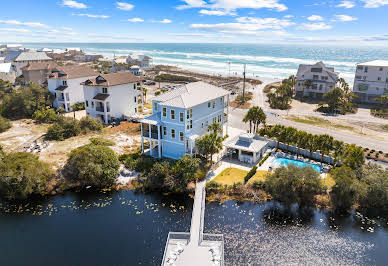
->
{"left": 272, "top": 157, "right": 322, "bottom": 173}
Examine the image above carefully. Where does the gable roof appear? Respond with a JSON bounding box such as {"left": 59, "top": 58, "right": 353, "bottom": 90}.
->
{"left": 357, "top": 60, "right": 388, "bottom": 67}
{"left": 0, "top": 63, "right": 13, "bottom": 73}
{"left": 296, "top": 61, "right": 338, "bottom": 83}
{"left": 81, "top": 72, "right": 140, "bottom": 86}
{"left": 152, "top": 81, "right": 230, "bottom": 109}
{"left": 21, "top": 61, "right": 58, "bottom": 71}
{"left": 49, "top": 65, "right": 97, "bottom": 79}
{"left": 14, "top": 52, "right": 52, "bottom": 62}
{"left": 4, "top": 50, "right": 22, "bottom": 61}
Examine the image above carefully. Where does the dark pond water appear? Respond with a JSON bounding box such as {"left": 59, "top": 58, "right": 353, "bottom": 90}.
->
{"left": 0, "top": 190, "right": 387, "bottom": 266}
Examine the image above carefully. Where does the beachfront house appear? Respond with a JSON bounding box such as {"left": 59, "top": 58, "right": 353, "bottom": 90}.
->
{"left": 353, "top": 60, "right": 388, "bottom": 103}
{"left": 82, "top": 72, "right": 142, "bottom": 124}
{"left": 48, "top": 65, "right": 97, "bottom": 112}
{"left": 295, "top": 61, "right": 339, "bottom": 99}
{"left": 21, "top": 61, "right": 58, "bottom": 85}
{"left": 127, "top": 55, "right": 152, "bottom": 68}
{"left": 129, "top": 65, "right": 141, "bottom": 76}
{"left": 140, "top": 81, "right": 230, "bottom": 159}
{"left": 12, "top": 51, "right": 53, "bottom": 76}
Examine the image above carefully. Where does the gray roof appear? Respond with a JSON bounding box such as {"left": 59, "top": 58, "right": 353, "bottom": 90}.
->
{"left": 93, "top": 93, "right": 110, "bottom": 101}
{"left": 4, "top": 50, "right": 22, "bottom": 61}
{"left": 14, "top": 52, "right": 52, "bottom": 62}
{"left": 357, "top": 60, "right": 388, "bottom": 67}
{"left": 152, "top": 81, "right": 229, "bottom": 109}
{"left": 225, "top": 133, "right": 269, "bottom": 153}
{"left": 296, "top": 61, "right": 338, "bottom": 83}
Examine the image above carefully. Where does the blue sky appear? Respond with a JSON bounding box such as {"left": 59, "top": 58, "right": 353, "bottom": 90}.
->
{"left": 0, "top": 0, "right": 388, "bottom": 44}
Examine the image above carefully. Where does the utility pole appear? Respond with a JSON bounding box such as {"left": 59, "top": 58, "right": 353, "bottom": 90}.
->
{"left": 242, "top": 64, "right": 246, "bottom": 105}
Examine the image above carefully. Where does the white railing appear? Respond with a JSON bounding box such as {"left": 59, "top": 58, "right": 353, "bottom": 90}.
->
{"left": 161, "top": 232, "right": 190, "bottom": 266}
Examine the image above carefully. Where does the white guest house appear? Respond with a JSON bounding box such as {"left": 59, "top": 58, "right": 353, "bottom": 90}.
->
{"left": 295, "top": 61, "right": 339, "bottom": 99}
{"left": 140, "top": 81, "right": 230, "bottom": 159}
{"left": 48, "top": 65, "right": 97, "bottom": 112}
{"left": 82, "top": 72, "right": 142, "bottom": 124}
{"left": 353, "top": 60, "right": 388, "bottom": 103}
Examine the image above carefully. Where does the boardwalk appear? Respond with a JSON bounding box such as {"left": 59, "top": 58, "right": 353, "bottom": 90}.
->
{"left": 161, "top": 180, "right": 224, "bottom": 266}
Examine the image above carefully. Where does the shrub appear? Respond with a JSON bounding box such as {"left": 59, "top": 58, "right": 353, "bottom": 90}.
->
{"left": 0, "top": 152, "right": 54, "bottom": 200}
{"left": 79, "top": 116, "right": 103, "bottom": 133}
{"left": 155, "top": 91, "right": 161, "bottom": 96}
{"left": 32, "top": 108, "right": 58, "bottom": 123}
{"left": 244, "top": 166, "right": 257, "bottom": 184}
{"left": 64, "top": 144, "right": 120, "bottom": 187}
{"left": 45, "top": 117, "right": 81, "bottom": 141}
{"left": 155, "top": 74, "right": 197, "bottom": 82}
{"left": 89, "top": 137, "right": 115, "bottom": 146}
{"left": 259, "top": 153, "right": 271, "bottom": 166}
{"left": 71, "top": 102, "right": 85, "bottom": 111}
{"left": 0, "top": 115, "right": 11, "bottom": 133}
{"left": 251, "top": 180, "right": 266, "bottom": 190}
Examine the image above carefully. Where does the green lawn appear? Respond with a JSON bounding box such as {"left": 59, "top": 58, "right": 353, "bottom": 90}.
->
{"left": 213, "top": 168, "right": 248, "bottom": 186}
{"left": 144, "top": 103, "right": 152, "bottom": 110}
{"left": 288, "top": 115, "right": 354, "bottom": 131}
{"left": 321, "top": 174, "right": 335, "bottom": 189}
{"left": 247, "top": 170, "right": 269, "bottom": 184}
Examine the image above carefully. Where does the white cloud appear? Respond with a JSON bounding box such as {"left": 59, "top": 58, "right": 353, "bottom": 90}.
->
{"left": 62, "top": 27, "right": 73, "bottom": 31}
{"left": 177, "top": 0, "right": 287, "bottom": 12}
{"left": 73, "top": 13, "right": 110, "bottom": 18}
{"left": 361, "top": 0, "right": 388, "bottom": 8}
{"left": 116, "top": 2, "right": 134, "bottom": 11}
{"left": 128, "top": 18, "right": 144, "bottom": 22}
{"left": 307, "top": 15, "right": 324, "bottom": 21}
{"left": 336, "top": 1, "right": 355, "bottom": 8}
{"left": 154, "top": 19, "right": 172, "bottom": 23}
{"left": 297, "top": 22, "right": 332, "bottom": 31}
{"left": 190, "top": 16, "right": 294, "bottom": 36}
{"left": 0, "top": 19, "right": 49, "bottom": 28}
{"left": 284, "top": 15, "right": 294, "bottom": 18}
{"left": 61, "top": 0, "right": 87, "bottom": 9}
{"left": 0, "top": 28, "right": 31, "bottom": 33}
{"left": 334, "top": 14, "right": 358, "bottom": 21}
{"left": 199, "top": 9, "right": 236, "bottom": 16}
{"left": 170, "top": 32, "right": 218, "bottom": 37}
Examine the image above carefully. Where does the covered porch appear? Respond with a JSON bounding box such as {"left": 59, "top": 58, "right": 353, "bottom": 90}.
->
{"left": 225, "top": 133, "right": 270, "bottom": 165}
{"left": 140, "top": 113, "right": 162, "bottom": 159}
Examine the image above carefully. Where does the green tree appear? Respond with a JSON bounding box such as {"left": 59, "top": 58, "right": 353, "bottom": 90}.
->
{"left": 0, "top": 115, "right": 11, "bottom": 133}
{"left": 0, "top": 152, "right": 54, "bottom": 200}
{"left": 342, "top": 144, "right": 365, "bottom": 170}
{"left": 208, "top": 122, "right": 222, "bottom": 134}
{"left": 65, "top": 144, "right": 120, "bottom": 187}
{"left": 243, "top": 106, "right": 266, "bottom": 133}
{"left": 79, "top": 116, "right": 103, "bottom": 133}
{"left": 315, "top": 134, "right": 334, "bottom": 164}
{"left": 196, "top": 132, "right": 223, "bottom": 164}
{"left": 330, "top": 166, "right": 357, "bottom": 213}
{"left": 32, "top": 108, "right": 58, "bottom": 123}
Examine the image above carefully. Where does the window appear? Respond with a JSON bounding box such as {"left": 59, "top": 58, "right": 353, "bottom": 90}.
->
{"left": 171, "top": 129, "right": 175, "bottom": 139}
{"left": 376, "top": 87, "right": 379, "bottom": 90}
{"left": 212, "top": 101, "right": 215, "bottom": 108}
{"left": 171, "top": 109, "right": 175, "bottom": 120}
{"left": 355, "top": 75, "right": 362, "bottom": 80}
{"left": 208, "top": 102, "right": 211, "bottom": 108}
{"left": 180, "top": 132, "right": 184, "bottom": 141}
{"left": 218, "top": 115, "right": 222, "bottom": 123}
{"left": 162, "top": 107, "right": 166, "bottom": 117}
{"left": 85, "top": 100, "right": 88, "bottom": 107}
{"left": 357, "top": 66, "right": 363, "bottom": 70}
{"left": 220, "top": 97, "right": 223, "bottom": 104}
{"left": 201, "top": 123, "right": 204, "bottom": 128}
{"left": 213, "top": 117, "right": 216, "bottom": 123}
{"left": 163, "top": 127, "right": 167, "bottom": 136}
{"left": 378, "top": 77, "right": 382, "bottom": 81}
{"left": 180, "top": 112, "right": 184, "bottom": 122}
{"left": 380, "top": 67, "right": 383, "bottom": 71}
{"left": 319, "top": 85, "right": 323, "bottom": 90}
{"left": 154, "top": 103, "right": 158, "bottom": 111}
{"left": 102, "top": 87, "right": 108, "bottom": 94}
{"left": 63, "top": 80, "right": 67, "bottom": 86}
{"left": 135, "top": 108, "right": 137, "bottom": 113}
{"left": 364, "top": 66, "right": 368, "bottom": 73}
{"left": 92, "top": 101, "right": 94, "bottom": 108}
{"left": 134, "top": 96, "right": 137, "bottom": 103}
{"left": 190, "top": 120, "right": 192, "bottom": 129}
{"left": 313, "top": 75, "right": 319, "bottom": 80}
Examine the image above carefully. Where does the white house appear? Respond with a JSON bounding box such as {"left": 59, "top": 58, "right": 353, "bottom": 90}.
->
{"left": 140, "top": 81, "right": 230, "bottom": 160}
{"left": 295, "top": 61, "right": 339, "bottom": 99}
{"left": 129, "top": 65, "right": 141, "bottom": 76}
{"left": 82, "top": 72, "right": 142, "bottom": 124}
{"left": 13, "top": 51, "right": 53, "bottom": 76}
{"left": 48, "top": 65, "right": 97, "bottom": 112}
{"left": 0, "top": 63, "right": 16, "bottom": 83}
{"left": 353, "top": 60, "right": 388, "bottom": 103}
{"left": 127, "top": 55, "right": 152, "bottom": 68}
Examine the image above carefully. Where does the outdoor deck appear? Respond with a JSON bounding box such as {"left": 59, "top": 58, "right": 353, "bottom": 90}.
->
{"left": 161, "top": 181, "right": 224, "bottom": 266}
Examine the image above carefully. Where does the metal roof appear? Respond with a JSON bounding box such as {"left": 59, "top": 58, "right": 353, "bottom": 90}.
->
{"left": 152, "top": 81, "right": 230, "bottom": 109}
{"left": 14, "top": 52, "right": 52, "bottom": 62}
{"left": 225, "top": 134, "right": 269, "bottom": 153}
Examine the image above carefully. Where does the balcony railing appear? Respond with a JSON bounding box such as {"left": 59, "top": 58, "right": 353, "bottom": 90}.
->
{"left": 58, "top": 97, "right": 65, "bottom": 101}
{"left": 96, "top": 107, "right": 105, "bottom": 112}
{"left": 142, "top": 131, "right": 158, "bottom": 139}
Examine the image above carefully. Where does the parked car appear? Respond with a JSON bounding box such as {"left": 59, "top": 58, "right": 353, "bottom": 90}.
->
{"left": 144, "top": 81, "right": 156, "bottom": 85}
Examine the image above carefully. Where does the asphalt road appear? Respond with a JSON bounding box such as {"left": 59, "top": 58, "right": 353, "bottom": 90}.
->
{"left": 228, "top": 85, "right": 388, "bottom": 153}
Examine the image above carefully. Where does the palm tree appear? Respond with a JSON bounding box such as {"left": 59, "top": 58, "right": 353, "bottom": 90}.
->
{"left": 303, "top": 79, "right": 312, "bottom": 97}
{"left": 142, "top": 87, "right": 147, "bottom": 103}
{"left": 332, "top": 140, "right": 345, "bottom": 167}
{"left": 243, "top": 110, "right": 253, "bottom": 133}
{"left": 208, "top": 122, "right": 222, "bottom": 135}
{"left": 315, "top": 134, "right": 334, "bottom": 164}
{"left": 306, "top": 134, "right": 318, "bottom": 159}
{"left": 243, "top": 106, "right": 266, "bottom": 133}
{"left": 295, "top": 131, "right": 308, "bottom": 158}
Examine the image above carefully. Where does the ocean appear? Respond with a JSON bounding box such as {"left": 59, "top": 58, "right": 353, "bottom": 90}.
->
{"left": 24, "top": 43, "right": 388, "bottom": 84}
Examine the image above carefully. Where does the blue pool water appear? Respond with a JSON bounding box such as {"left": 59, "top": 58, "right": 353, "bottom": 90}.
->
{"left": 272, "top": 157, "right": 322, "bottom": 173}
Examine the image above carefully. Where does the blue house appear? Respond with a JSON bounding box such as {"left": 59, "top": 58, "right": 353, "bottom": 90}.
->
{"left": 140, "top": 81, "right": 230, "bottom": 159}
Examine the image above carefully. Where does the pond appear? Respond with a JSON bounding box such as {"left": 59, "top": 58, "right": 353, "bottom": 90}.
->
{"left": 0, "top": 190, "right": 387, "bottom": 265}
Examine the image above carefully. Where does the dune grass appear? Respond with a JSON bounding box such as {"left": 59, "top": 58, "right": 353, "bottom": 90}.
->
{"left": 213, "top": 168, "right": 248, "bottom": 186}
{"left": 288, "top": 115, "right": 354, "bottom": 131}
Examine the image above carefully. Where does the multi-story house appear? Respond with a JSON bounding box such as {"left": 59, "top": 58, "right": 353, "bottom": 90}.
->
{"left": 13, "top": 51, "right": 53, "bottom": 76}
{"left": 295, "top": 61, "right": 339, "bottom": 99}
{"left": 82, "top": 72, "right": 142, "bottom": 124}
{"left": 22, "top": 61, "right": 58, "bottom": 85}
{"left": 48, "top": 65, "right": 97, "bottom": 112}
{"left": 353, "top": 60, "right": 388, "bottom": 103}
{"left": 140, "top": 81, "right": 230, "bottom": 159}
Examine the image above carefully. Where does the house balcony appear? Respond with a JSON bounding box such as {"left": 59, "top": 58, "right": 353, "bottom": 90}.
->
{"left": 96, "top": 107, "right": 105, "bottom": 112}
{"left": 57, "top": 97, "right": 65, "bottom": 102}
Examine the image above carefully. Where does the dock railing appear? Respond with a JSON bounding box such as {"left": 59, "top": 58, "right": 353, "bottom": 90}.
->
{"left": 161, "top": 232, "right": 190, "bottom": 266}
